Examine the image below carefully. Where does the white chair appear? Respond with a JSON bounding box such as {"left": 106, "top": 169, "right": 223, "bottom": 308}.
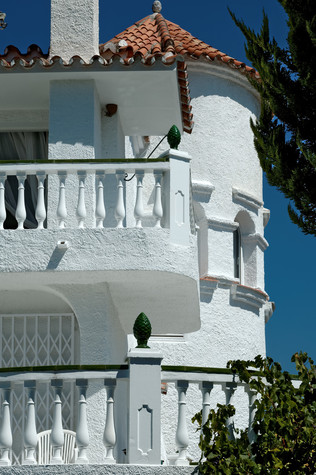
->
{"left": 37, "top": 429, "right": 76, "bottom": 465}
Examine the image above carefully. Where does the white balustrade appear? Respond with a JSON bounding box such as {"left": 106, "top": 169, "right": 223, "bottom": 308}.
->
{"left": 103, "top": 379, "right": 116, "bottom": 464}
{"left": 50, "top": 380, "right": 64, "bottom": 464}
{"left": 0, "top": 383, "right": 12, "bottom": 466}
{"left": 200, "top": 381, "right": 213, "bottom": 427}
{"left": 23, "top": 381, "right": 37, "bottom": 465}
{"left": 75, "top": 379, "right": 89, "bottom": 464}
{"left": 175, "top": 380, "right": 189, "bottom": 466}
{"left": 224, "top": 382, "right": 237, "bottom": 440}
{"left": 95, "top": 171, "right": 106, "bottom": 228}
{"left": 153, "top": 171, "right": 163, "bottom": 227}
{"left": 115, "top": 171, "right": 125, "bottom": 228}
{"left": 15, "top": 173, "right": 26, "bottom": 229}
{"left": 76, "top": 171, "right": 87, "bottom": 229}
{"left": 247, "top": 389, "right": 257, "bottom": 444}
{"left": 57, "top": 171, "right": 67, "bottom": 228}
{"left": 134, "top": 171, "right": 144, "bottom": 228}
{"left": 0, "top": 173, "right": 6, "bottom": 229}
{"left": 35, "top": 172, "right": 46, "bottom": 229}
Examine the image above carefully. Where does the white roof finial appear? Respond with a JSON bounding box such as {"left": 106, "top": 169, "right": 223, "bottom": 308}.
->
{"left": 152, "top": 1, "right": 162, "bottom": 13}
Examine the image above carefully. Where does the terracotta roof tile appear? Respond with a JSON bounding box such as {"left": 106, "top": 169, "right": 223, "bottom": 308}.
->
{"left": 0, "top": 12, "right": 259, "bottom": 134}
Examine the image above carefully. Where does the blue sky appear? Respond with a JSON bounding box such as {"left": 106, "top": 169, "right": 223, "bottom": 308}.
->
{"left": 0, "top": 1, "right": 315, "bottom": 372}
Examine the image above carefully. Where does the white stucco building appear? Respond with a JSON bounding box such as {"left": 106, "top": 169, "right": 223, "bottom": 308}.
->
{"left": 0, "top": 1, "right": 273, "bottom": 471}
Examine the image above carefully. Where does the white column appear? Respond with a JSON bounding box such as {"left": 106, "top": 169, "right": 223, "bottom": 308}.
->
{"left": 15, "top": 173, "right": 26, "bottom": 229}
{"left": 50, "top": 380, "right": 64, "bottom": 464}
{"left": 200, "top": 382, "right": 213, "bottom": 427}
{"left": 134, "top": 171, "right": 144, "bottom": 228}
{"left": 115, "top": 171, "right": 125, "bottom": 228}
{"left": 95, "top": 171, "right": 106, "bottom": 228}
{"left": 0, "top": 383, "right": 12, "bottom": 466}
{"left": 103, "top": 379, "right": 116, "bottom": 464}
{"left": 127, "top": 349, "right": 163, "bottom": 465}
{"left": 76, "top": 171, "right": 87, "bottom": 228}
{"left": 0, "top": 173, "right": 6, "bottom": 229}
{"left": 247, "top": 388, "right": 256, "bottom": 444}
{"left": 57, "top": 171, "right": 67, "bottom": 228}
{"left": 224, "top": 382, "right": 237, "bottom": 440}
{"left": 35, "top": 171, "right": 46, "bottom": 229}
{"left": 23, "top": 381, "right": 37, "bottom": 465}
{"left": 153, "top": 171, "right": 163, "bottom": 227}
{"left": 75, "top": 379, "right": 89, "bottom": 464}
{"left": 175, "top": 381, "right": 189, "bottom": 466}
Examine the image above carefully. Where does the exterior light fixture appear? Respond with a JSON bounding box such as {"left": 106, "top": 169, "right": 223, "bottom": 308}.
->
{"left": 0, "top": 11, "right": 7, "bottom": 30}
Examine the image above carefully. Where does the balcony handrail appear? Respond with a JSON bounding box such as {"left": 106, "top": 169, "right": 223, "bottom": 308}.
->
{"left": 0, "top": 159, "right": 170, "bottom": 176}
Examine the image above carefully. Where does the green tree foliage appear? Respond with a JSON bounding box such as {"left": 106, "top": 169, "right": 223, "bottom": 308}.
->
{"left": 193, "top": 352, "right": 316, "bottom": 474}
{"left": 230, "top": 2, "right": 316, "bottom": 236}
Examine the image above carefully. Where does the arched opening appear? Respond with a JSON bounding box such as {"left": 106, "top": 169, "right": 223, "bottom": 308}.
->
{"left": 0, "top": 289, "right": 79, "bottom": 464}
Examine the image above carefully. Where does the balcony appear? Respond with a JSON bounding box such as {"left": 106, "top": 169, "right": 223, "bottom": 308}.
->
{"left": 0, "top": 150, "right": 200, "bottom": 334}
{"left": 0, "top": 349, "right": 256, "bottom": 469}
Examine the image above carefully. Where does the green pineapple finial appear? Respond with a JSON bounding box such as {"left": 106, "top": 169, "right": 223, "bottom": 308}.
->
{"left": 167, "top": 125, "right": 181, "bottom": 150}
{"left": 133, "top": 312, "right": 152, "bottom": 348}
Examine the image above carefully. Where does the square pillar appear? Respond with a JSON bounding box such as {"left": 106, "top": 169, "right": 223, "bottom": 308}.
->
{"left": 127, "top": 348, "right": 163, "bottom": 465}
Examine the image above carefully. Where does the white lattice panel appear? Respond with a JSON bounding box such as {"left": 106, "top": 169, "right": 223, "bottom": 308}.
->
{"left": 0, "top": 314, "right": 77, "bottom": 465}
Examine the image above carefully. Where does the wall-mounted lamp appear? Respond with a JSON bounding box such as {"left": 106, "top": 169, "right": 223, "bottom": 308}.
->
{"left": 0, "top": 12, "right": 7, "bottom": 30}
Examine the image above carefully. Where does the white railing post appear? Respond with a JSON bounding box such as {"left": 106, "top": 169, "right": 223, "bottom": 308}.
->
{"left": 50, "top": 380, "right": 64, "bottom": 464}
{"left": 127, "top": 348, "right": 163, "bottom": 465}
{"left": 162, "top": 150, "right": 191, "bottom": 245}
{"left": 0, "top": 173, "right": 6, "bottom": 229}
{"left": 0, "top": 383, "right": 12, "bottom": 466}
{"left": 247, "top": 388, "right": 256, "bottom": 444}
{"left": 76, "top": 171, "right": 87, "bottom": 228}
{"left": 15, "top": 172, "right": 27, "bottom": 229}
{"left": 115, "top": 171, "right": 125, "bottom": 228}
{"left": 224, "top": 382, "right": 237, "bottom": 440}
{"left": 175, "top": 380, "right": 189, "bottom": 466}
{"left": 75, "top": 379, "right": 89, "bottom": 464}
{"left": 23, "top": 381, "right": 37, "bottom": 465}
{"left": 200, "top": 381, "right": 213, "bottom": 427}
{"left": 35, "top": 171, "right": 46, "bottom": 229}
{"left": 153, "top": 171, "right": 163, "bottom": 227}
{"left": 134, "top": 171, "right": 144, "bottom": 228}
{"left": 103, "top": 379, "right": 116, "bottom": 464}
{"left": 95, "top": 171, "right": 106, "bottom": 228}
{"left": 57, "top": 171, "right": 67, "bottom": 228}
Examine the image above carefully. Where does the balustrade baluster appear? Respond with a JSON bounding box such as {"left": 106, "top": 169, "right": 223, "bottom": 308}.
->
{"left": 200, "top": 382, "right": 213, "bottom": 427}
{"left": 134, "top": 171, "right": 144, "bottom": 228}
{"left": 224, "top": 382, "right": 237, "bottom": 440}
{"left": 0, "top": 173, "right": 6, "bottom": 229}
{"left": 57, "top": 172, "right": 67, "bottom": 228}
{"left": 23, "top": 381, "right": 37, "bottom": 465}
{"left": 0, "top": 383, "right": 12, "bottom": 466}
{"left": 103, "top": 379, "right": 116, "bottom": 464}
{"left": 247, "top": 389, "right": 257, "bottom": 444}
{"left": 76, "top": 171, "right": 87, "bottom": 229}
{"left": 115, "top": 171, "right": 125, "bottom": 228}
{"left": 175, "top": 381, "right": 189, "bottom": 466}
{"left": 15, "top": 173, "right": 26, "bottom": 229}
{"left": 35, "top": 172, "right": 46, "bottom": 230}
{"left": 95, "top": 171, "right": 106, "bottom": 228}
{"left": 153, "top": 171, "right": 163, "bottom": 227}
{"left": 75, "top": 379, "right": 89, "bottom": 464}
{"left": 50, "top": 380, "right": 64, "bottom": 464}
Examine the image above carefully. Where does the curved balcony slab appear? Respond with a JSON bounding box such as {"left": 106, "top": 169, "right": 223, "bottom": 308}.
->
{"left": 0, "top": 228, "right": 200, "bottom": 333}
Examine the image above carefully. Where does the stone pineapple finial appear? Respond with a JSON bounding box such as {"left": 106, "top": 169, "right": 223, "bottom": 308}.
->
{"left": 133, "top": 312, "right": 152, "bottom": 348}
{"left": 167, "top": 125, "right": 181, "bottom": 150}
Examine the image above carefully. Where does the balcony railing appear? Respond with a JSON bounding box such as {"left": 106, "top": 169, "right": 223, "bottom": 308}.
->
{"left": 0, "top": 151, "right": 194, "bottom": 245}
{"left": 0, "top": 356, "right": 258, "bottom": 467}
